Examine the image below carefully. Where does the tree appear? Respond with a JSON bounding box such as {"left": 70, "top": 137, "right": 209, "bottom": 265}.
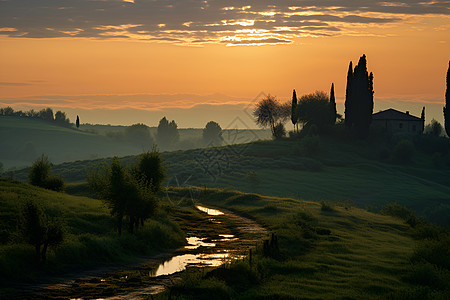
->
{"left": 344, "top": 61, "right": 353, "bottom": 128}
{"left": 88, "top": 156, "right": 160, "bottom": 235}
{"left": 425, "top": 119, "right": 443, "bottom": 137}
{"left": 344, "top": 55, "right": 374, "bottom": 137}
{"left": 38, "top": 108, "right": 54, "bottom": 122}
{"left": 444, "top": 61, "right": 450, "bottom": 137}
{"left": 76, "top": 115, "right": 80, "bottom": 129}
{"left": 28, "top": 155, "right": 65, "bottom": 192}
{"left": 202, "top": 121, "right": 223, "bottom": 146}
{"left": 20, "top": 200, "right": 64, "bottom": 263}
{"left": 291, "top": 89, "right": 298, "bottom": 132}
{"left": 54, "top": 111, "right": 70, "bottom": 127}
{"left": 29, "top": 155, "right": 51, "bottom": 188}
{"left": 125, "top": 123, "right": 154, "bottom": 149}
{"left": 329, "top": 83, "right": 337, "bottom": 125}
{"left": 133, "top": 149, "right": 166, "bottom": 193}
{"left": 253, "top": 95, "right": 289, "bottom": 138}
{"left": 156, "top": 117, "right": 179, "bottom": 149}
{"left": 296, "top": 91, "right": 333, "bottom": 132}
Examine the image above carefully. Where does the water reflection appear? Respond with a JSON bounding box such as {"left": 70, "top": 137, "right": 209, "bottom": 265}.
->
{"left": 150, "top": 253, "right": 230, "bottom": 277}
{"left": 196, "top": 205, "right": 224, "bottom": 216}
{"left": 185, "top": 237, "right": 216, "bottom": 249}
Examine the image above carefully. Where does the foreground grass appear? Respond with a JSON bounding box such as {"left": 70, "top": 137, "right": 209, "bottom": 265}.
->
{"left": 0, "top": 179, "right": 185, "bottom": 286}
{"left": 157, "top": 188, "right": 448, "bottom": 299}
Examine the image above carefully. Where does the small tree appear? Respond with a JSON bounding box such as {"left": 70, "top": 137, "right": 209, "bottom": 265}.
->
{"left": 76, "top": 115, "right": 80, "bottom": 129}
{"left": 296, "top": 91, "right": 333, "bottom": 132}
{"left": 202, "top": 121, "right": 223, "bottom": 146}
{"left": 88, "top": 156, "right": 160, "bottom": 235}
{"left": 29, "top": 155, "right": 51, "bottom": 188}
{"left": 20, "top": 200, "right": 64, "bottom": 263}
{"left": 291, "top": 89, "right": 298, "bottom": 132}
{"left": 125, "top": 123, "right": 154, "bottom": 149}
{"left": 444, "top": 61, "right": 450, "bottom": 137}
{"left": 134, "top": 149, "right": 166, "bottom": 193}
{"left": 425, "top": 119, "right": 443, "bottom": 137}
{"left": 329, "top": 83, "right": 337, "bottom": 125}
{"left": 156, "top": 117, "right": 179, "bottom": 149}
{"left": 253, "top": 95, "right": 289, "bottom": 138}
{"left": 28, "top": 155, "right": 64, "bottom": 192}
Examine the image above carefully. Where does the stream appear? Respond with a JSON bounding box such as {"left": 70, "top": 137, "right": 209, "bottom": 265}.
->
{"left": 14, "top": 204, "right": 267, "bottom": 300}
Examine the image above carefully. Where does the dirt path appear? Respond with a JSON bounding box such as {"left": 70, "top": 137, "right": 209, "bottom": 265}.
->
{"left": 4, "top": 204, "right": 268, "bottom": 300}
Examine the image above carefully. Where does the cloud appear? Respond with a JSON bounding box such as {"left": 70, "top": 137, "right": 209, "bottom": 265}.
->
{"left": 0, "top": 93, "right": 251, "bottom": 111}
{"left": 0, "top": 0, "right": 448, "bottom": 45}
{"left": 0, "top": 82, "right": 33, "bottom": 86}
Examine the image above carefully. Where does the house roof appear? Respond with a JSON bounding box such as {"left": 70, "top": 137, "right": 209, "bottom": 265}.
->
{"left": 372, "top": 108, "right": 422, "bottom": 121}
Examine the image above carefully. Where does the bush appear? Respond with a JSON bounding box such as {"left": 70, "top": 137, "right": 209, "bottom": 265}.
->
{"left": 273, "top": 123, "right": 286, "bottom": 139}
{"left": 381, "top": 202, "right": 418, "bottom": 226}
{"left": 393, "top": 140, "right": 414, "bottom": 163}
{"left": 28, "top": 155, "right": 65, "bottom": 192}
{"left": 320, "top": 201, "right": 334, "bottom": 212}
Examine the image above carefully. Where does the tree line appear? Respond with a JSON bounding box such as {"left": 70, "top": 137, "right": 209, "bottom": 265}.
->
{"left": 254, "top": 54, "right": 450, "bottom": 139}
{"left": 0, "top": 106, "right": 76, "bottom": 128}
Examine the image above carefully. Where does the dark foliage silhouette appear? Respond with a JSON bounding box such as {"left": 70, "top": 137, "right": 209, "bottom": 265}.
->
{"left": 253, "top": 94, "right": 289, "bottom": 138}
{"left": 344, "top": 54, "right": 374, "bottom": 138}
{"left": 296, "top": 91, "right": 334, "bottom": 132}
{"left": 202, "top": 121, "right": 223, "bottom": 146}
{"left": 28, "top": 155, "right": 64, "bottom": 192}
{"left": 76, "top": 115, "right": 80, "bottom": 129}
{"left": 291, "top": 89, "right": 298, "bottom": 132}
{"left": 87, "top": 156, "right": 160, "bottom": 235}
{"left": 156, "top": 117, "right": 179, "bottom": 149}
{"left": 329, "top": 83, "right": 337, "bottom": 125}
{"left": 444, "top": 61, "right": 450, "bottom": 137}
{"left": 20, "top": 200, "right": 64, "bottom": 263}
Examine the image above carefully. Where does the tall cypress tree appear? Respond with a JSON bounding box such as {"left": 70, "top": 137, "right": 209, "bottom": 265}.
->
{"left": 345, "top": 61, "right": 353, "bottom": 128}
{"left": 344, "top": 55, "right": 374, "bottom": 137}
{"left": 76, "top": 115, "right": 80, "bottom": 129}
{"left": 444, "top": 60, "right": 450, "bottom": 137}
{"left": 330, "top": 83, "right": 336, "bottom": 125}
{"left": 291, "top": 89, "right": 298, "bottom": 132}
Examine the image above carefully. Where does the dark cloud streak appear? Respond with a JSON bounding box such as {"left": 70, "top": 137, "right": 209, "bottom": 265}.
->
{"left": 0, "top": 0, "right": 448, "bottom": 45}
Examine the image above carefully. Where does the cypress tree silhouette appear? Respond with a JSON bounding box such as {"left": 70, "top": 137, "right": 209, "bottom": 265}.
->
{"left": 345, "top": 61, "right": 353, "bottom": 128}
{"left": 444, "top": 60, "right": 450, "bottom": 137}
{"left": 344, "top": 55, "right": 374, "bottom": 137}
{"left": 330, "top": 83, "right": 336, "bottom": 125}
{"left": 421, "top": 106, "right": 425, "bottom": 132}
{"left": 291, "top": 89, "right": 298, "bottom": 132}
{"left": 76, "top": 115, "right": 80, "bottom": 129}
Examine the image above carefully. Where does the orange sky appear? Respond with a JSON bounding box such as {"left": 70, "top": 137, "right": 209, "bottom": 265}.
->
{"left": 0, "top": 1, "right": 449, "bottom": 127}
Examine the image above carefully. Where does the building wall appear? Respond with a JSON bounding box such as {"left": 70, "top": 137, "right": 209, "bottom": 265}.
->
{"left": 372, "top": 119, "right": 423, "bottom": 133}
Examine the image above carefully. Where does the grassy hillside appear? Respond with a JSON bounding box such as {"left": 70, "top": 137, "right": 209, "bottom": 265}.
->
{"left": 7, "top": 133, "right": 449, "bottom": 225}
{"left": 158, "top": 188, "right": 449, "bottom": 299}
{"left": 0, "top": 116, "right": 145, "bottom": 169}
{"left": 0, "top": 117, "right": 271, "bottom": 170}
{"left": 0, "top": 179, "right": 184, "bottom": 285}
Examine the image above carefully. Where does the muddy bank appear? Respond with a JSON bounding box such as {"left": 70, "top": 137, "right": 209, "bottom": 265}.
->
{"left": 6, "top": 204, "right": 267, "bottom": 299}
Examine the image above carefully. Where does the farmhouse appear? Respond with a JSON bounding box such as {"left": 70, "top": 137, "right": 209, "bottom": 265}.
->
{"left": 371, "top": 108, "right": 424, "bottom": 133}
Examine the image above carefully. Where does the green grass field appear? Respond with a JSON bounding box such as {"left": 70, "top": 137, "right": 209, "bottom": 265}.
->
{"left": 0, "top": 179, "right": 185, "bottom": 286}
{"left": 158, "top": 188, "right": 449, "bottom": 299}
{"left": 0, "top": 116, "right": 270, "bottom": 170}
{"left": 7, "top": 132, "right": 448, "bottom": 225}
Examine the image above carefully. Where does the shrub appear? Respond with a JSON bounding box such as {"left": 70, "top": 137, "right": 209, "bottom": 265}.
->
{"left": 320, "top": 201, "right": 334, "bottom": 212}
{"left": 28, "top": 155, "right": 65, "bottom": 192}
{"left": 273, "top": 123, "right": 286, "bottom": 139}
{"left": 393, "top": 139, "right": 414, "bottom": 163}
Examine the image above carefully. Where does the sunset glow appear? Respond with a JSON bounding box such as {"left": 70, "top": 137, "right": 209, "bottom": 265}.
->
{"left": 0, "top": 0, "right": 449, "bottom": 126}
